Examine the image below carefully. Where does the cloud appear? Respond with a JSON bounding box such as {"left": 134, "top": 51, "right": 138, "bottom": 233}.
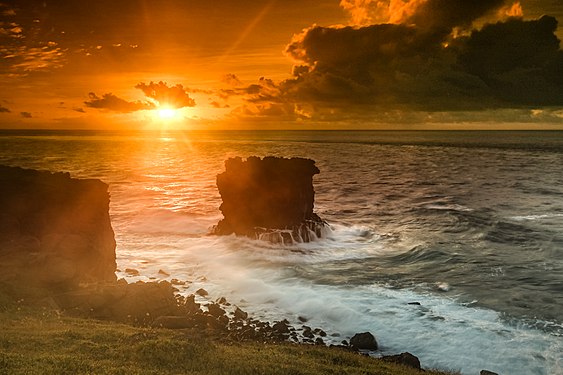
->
{"left": 134, "top": 81, "right": 196, "bottom": 109}
{"left": 456, "top": 15, "right": 562, "bottom": 105}
{"left": 0, "top": 5, "right": 66, "bottom": 75}
{"left": 210, "top": 101, "right": 230, "bottom": 109}
{"left": 84, "top": 92, "right": 155, "bottom": 113}
{"left": 232, "top": 2, "right": 562, "bottom": 119}
{"left": 20, "top": 111, "right": 32, "bottom": 118}
{"left": 222, "top": 73, "right": 244, "bottom": 86}
{"left": 0, "top": 104, "right": 10, "bottom": 113}
{"left": 85, "top": 81, "right": 198, "bottom": 113}
{"left": 339, "top": 0, "right": 507, "bottom": 30}
{"left": 403, "top": 0, "right": 506, "bottom": 36}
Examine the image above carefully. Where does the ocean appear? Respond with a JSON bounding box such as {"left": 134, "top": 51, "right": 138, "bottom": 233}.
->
{"left": 0, "top": 130, "right": 562, "bottom": 374}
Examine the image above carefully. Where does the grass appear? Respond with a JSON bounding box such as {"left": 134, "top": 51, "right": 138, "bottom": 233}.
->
{"left": 0, "top": 290, "right": 457, "bottom": 375}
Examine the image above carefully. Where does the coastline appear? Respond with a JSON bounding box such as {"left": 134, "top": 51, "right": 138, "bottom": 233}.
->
{"left": 0, "top": 280, "right": 459, "bottom": 375}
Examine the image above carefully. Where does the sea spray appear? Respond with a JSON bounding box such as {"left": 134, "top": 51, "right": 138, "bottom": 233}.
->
{"left": 2, "top": 130, "right": 563, "bottom": 375}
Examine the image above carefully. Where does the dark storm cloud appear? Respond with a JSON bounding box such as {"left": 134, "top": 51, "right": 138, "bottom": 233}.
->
{"left": 222, "top": 77, "right": 315, "bottom": 120}
{"left": 0, "top": 104, "right": 10, "bottom": 113}
{"left": 237, "top": 2, "right": 563, "bottom": 117}
{"left": 457, "top": 15, "right": 563, "bottom": 105}
{"left": 134, "top": 81, "right": 196, "bottom": 109}
{"left": 405, "top": 0, "right": 507, "bottom": 36}
{"left": 84, "top": 93, "right": 155, "bottom": 113}
{"left": 20, "top": 111, "right": 32, "bottom": 118}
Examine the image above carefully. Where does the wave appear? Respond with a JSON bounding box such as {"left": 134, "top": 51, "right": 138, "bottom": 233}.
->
{"left": 156, "top": 241, "right": 561, "bottom": 374}
{"left": 114, "top": 226, "right": 561, "bottom": 374}
{"left": 509, "top": 213, "right": 563, "bottom": 221}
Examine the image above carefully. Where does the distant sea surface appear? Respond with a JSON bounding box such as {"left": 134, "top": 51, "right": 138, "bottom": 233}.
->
{"left": 1, "top": 130, "right": 562, "bottom": 375}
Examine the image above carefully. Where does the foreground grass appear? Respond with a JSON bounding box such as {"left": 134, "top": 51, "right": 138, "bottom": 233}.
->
{"left": 0, "top": 305, "right": 456, "bottom": 375}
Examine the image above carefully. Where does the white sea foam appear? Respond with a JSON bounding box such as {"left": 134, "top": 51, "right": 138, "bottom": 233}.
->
{"left": 4, "top": 130, "right": 563, "bottom": 375}
{"left": 509, "top": 213, "right": 563, "bottom": 221}
{"left": 424, "top": 203, "right": 474, "bottom": 212}
{"left": 116, "top": 233, "right": 562, "bottom": 375}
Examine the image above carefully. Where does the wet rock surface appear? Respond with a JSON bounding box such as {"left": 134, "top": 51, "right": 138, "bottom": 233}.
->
{"left": 0, "top": 165, "right": 116, "bottom": 288}
{"left": 214, "top": 156, "right": 326, "bottom": 243}
{"left": 350, "top": 332, "right": 378, "bottom": 350}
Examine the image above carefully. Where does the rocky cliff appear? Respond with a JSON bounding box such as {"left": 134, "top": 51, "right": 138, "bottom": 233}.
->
{"left": 214, "top": 156, "right": 326, "bottom": 243}
{"left": 0, "top": 165, "right": 116, "bottom": 288}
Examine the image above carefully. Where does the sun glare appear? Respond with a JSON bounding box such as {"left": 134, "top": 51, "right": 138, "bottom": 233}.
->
{"left": 158, "top": 108, "right": 176, "bottom": 119}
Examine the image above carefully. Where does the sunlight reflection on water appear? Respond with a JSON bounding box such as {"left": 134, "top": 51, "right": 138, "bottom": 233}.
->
{"left": 1, "top": 130, "right": 562, "bottom": 374}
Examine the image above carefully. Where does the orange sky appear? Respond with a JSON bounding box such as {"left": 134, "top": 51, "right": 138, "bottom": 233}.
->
{"left": 0, "top": 0, "right": 562, "bottom": 130}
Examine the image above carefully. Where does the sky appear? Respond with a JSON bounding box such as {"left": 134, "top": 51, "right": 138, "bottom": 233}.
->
{"left": 0, "top": 0, "right": 562, "bottom": 130}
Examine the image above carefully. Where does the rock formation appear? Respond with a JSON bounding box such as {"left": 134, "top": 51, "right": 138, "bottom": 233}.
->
{"left": 0, "top": 165, "right": 116, "bottom": 288}
{"left": 382, "top": 352, "right": 421, "bottom": 370}
{"left": 350, "top": 332, "right": 378, "bottom": 350}
{"left": 213, "top": 156, "right": 326, "bottom": 243}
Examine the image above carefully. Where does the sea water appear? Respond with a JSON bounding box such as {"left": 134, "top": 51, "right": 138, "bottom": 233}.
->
{"left": 0, "top": 130, "right": 562, "bottom": 374}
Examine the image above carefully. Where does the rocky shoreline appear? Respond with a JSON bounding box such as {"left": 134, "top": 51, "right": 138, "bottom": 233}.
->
{"left": 0, "top": 164, "right": 498, "bottom": 375}
{"left": 1, "top": 277, "right": 425, "bottom": 372}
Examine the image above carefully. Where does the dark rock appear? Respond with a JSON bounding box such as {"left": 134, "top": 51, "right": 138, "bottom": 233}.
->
{"left": 125, "top": 268, "right": 140, "bottom": 276}
{"left": 272, "top": 321, "right": 291, "bottom": 334}
{"left": 213, "top": 156, "right": 326, "bottom": 243}
{"left": 480, "top": 371, "right": 499, "bottom": 375}
{"left": 408, "top": 302, "right": 421, "bottom": 305}
{"left": 192, "top": 312, "right": 216, "bottom": 329}
{"left": 315, "top": 337, "right": 325, "bottom": 345}
{"left": 314, "top": 328, "right": 327, "bottom": 337}
{"left": 152, "top": 316, "right": 193, "bottom": 329}
{"left": 350, "top": 332, "right": 378, "bottom": 350}
{"left": 183, "top": 295, "right": 200, "bottom": 314}
{"left": 158, "top": 269, "right": 170, "bottom": 276}
{"left": 0, "top": 165, "right": 116, "bottom": 288}
{"left": 170, "top": 278, "right": 186, "bottom": 286}
{"left": 302, "top": 326, "right": 314, "bottom": 339}
{"left": 216, "top": 297, "right": 227, "bottom": 305}
{"left": 195, "top": 288, "right": 208, "bottom": 297}
{"left": 382, "top": 352, "right": 421, "bottom": 370}
{"left": 298, "top": 316, "right": 308, "bottom": 323}
{"left": 217, "top": 315, "right": 230, "bottom": 328}
{"left": 234, "top": 307, "right": 248, "bottom": 321}
{"left": 341, "top": 340, "right": 349, "bottom": 346}
{"left": 207, "top": 303, "right": 226, "bottom": 318}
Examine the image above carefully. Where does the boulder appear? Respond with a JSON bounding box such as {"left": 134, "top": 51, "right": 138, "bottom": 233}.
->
{"left": 207, "top": 303, "right": 226, "bottom": 318}
{"left": 233, "top": 307, "right": 248, "bottom": 321}
{"left": 272, "top": 321, "right": 290, "bottom": 334}
{"left": 0, "top": 165, "right": 116, "bottom": 288}
{"left": 213, "top": 156, "right": 326, "bottom": 243}
{"left": 350, "top": 332, "right": 378, "bottom": 350}
{"left": 480, "top": 371, "right": 499, "bottom": 375}
{"left": 183, "top": 294, "right": 201, "bottom": 314}
{"left": 382, "top": 352, "right": 421, "bottom": 370}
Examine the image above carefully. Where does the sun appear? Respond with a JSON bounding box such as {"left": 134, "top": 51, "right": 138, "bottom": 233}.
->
{"left": 158, "top": 108, "right": 177, "bottom": 119}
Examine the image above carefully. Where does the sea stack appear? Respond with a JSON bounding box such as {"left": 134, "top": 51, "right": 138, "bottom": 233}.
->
{"left": 214, "top": 156, "right": 326, "bottom": 244}
{"left": 0, "top": 165, "right": 116, "bottom": 288}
